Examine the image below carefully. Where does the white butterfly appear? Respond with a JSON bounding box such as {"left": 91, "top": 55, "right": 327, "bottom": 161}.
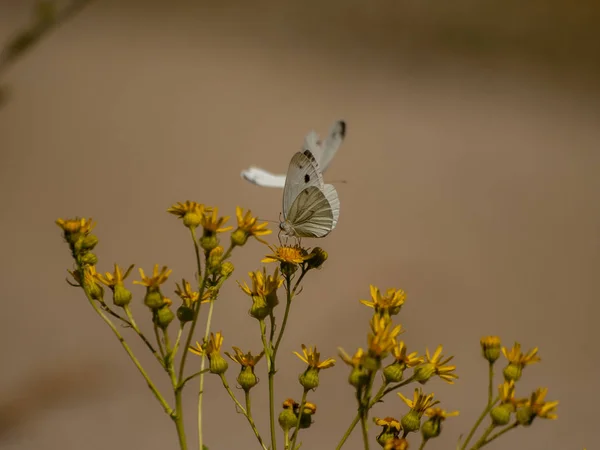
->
{"left": 279, "top": 142, "right": 340, "bottom": 239}
{"left": 241, "top": 120, "right": 346, "bottom": 188}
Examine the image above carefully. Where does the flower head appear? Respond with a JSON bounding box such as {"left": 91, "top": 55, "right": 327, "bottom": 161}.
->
{"left": 68, "top": 265, "right": 104, "bottom": 300}
{"left": 399, "top": 388, "right": 439, "bottom": 415}
{"left": 361, "top": 285, "right": 406, "bottom": 317}
{"left": 424, "top": 407, "right": 459, "bottom": 420}
{"left": 231, "top": 207, "right": 272, "bottom": 246}
{"left": 134, "top": 264, "right": 172, "bottom": 288}
{"left": 498, "top": 380, "right": 527, "bottom": 408}
{"left": 56, "top": 217, "right": 95, "bottom": 235}
{"left": 201, "top": 207, "right": 233, "bottom": 234}
{"left": 481, "top": 336, "right": 502, "bottom": 363}
{"left": 392, "top": 341, "right": 424, "bottom": 367}
{"left": 524, "top": 388, "right": 559, "bottom": 421}
{"left": 238, "top": 267, "right": 283, "bottom": 319}
{"left": 167, "top": 201, "right": 206, "bottom": 228}
{"left": 262, "top": 244, "right": 311, "bottom": 265}
{"left": 225, "top": 346, "right": 265, "bottom": 368}
{"left": 368, "top": 316, "right": 402, "bottom": 358}
{"left": 374, "top": 417, "right": 402, "bottom": 446}
{"left": 384, "top": 438, "right": 409, "bottom": 450}
{"left": 502, "top": 342, "right": 540, "bottom": 381}
{"left": 294, "top": 344, "right": 336, "bottom": 370}
{"left": 414, "top": 345, "right": 458, "bottom": 384}
{"left": 422, "top": 407, "right": 459, "bottom": 440}
{"left": 189, "top": 332, "right": 228, "bottom": 374}
{"left": 95, "top": 263, "right": 135, "bottom": 289}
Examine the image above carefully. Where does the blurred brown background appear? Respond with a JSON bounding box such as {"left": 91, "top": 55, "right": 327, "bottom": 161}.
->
{"left": 1, "top": 0, "right": 599, "bottom": 449}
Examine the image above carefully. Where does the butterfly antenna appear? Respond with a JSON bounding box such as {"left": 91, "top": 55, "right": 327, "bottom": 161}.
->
{"left": 329, "top": 179, "right": 348, "bottom": 185}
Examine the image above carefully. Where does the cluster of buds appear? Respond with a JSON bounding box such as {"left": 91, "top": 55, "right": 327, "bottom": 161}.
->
{"left": 278, "top": 398, "right": 317, "bottom": 432}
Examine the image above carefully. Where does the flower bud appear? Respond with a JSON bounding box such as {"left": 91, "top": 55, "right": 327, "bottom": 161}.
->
{"left": 177, "top": 305, "right": 194, "bottom": 323}
{"left": 154, "top": 305, "right": 174, "bottom": 329}
{"left": 383, "top": 362, "right": 405, "bottom": 383}
{"left": 88, "top": 281, "right": 104, "bottom": 301}
{"left": 503, "top": 363, "right": 522, "bottom": 382}
{"left": 421, "top": 418, "right": 441, "bottom": 440}
{"left": 280, "top": 261, "right": 298, "bottom": 277}
{"left": 490, "top": 404, "right": 513, "bottom": 426}
{"left": 516, "top": 405, "right": 535, "bottom": 426}
{"left": 250, "top": 295, "right": 270, "bottom": 320}
{"left": 80, "top": 252, "right": 98, "bottom": 266}
{"left": 144, "top": 289, "right": 165, "bottom": 309}
{"left": 299, "top": 403, "right": 316, "bottom": 429}
{"left": 183, "top": 211, "right": 201, "bottom": 229}
{"left": 299, "top": 368, "right": 319, "bottom": 390}
{"left": 480, "top": 336, "right": 501, "bottom": 363}
{"left": 238, "top": 366, "right": 259, "bottom": 391}
{"left": 209, "top": 353, "right": 229, "bottom": 375}
{"left": 208, "top": 246, "right": 224, "bottom": 274}
{"left": 414, "top": 363, "right": 435, "bottom": 384}
{"left": 220, "top": 262, "right": 235, "bottom": 278}
{"left": 278, "top": 408, "right": 297, "bottom": 432}
{"left": 231, "top": 229, "right": 248, "bottom": 247}
{"left": 200, "top": 235, "right": 218, "bottom": 252}
{"left": 306, "top": 247, "right": 327, "bottom": 270}
{"left": 113, "top": 284, "right": 132, "bottom": 307}
{"left": 348, "top": 367, "right": 370, "bottom": 389}
{"left": 81, "top": 234, "right": 99, "bottom": 250}
{"left": 400, "top": 411, "right": 421, "bottom": 433}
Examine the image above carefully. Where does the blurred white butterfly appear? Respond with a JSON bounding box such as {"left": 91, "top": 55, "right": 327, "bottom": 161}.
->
{"left": 241, "top": 120, "right": 346, "bottom": 188}
{"left": 279, "top": 135, "right": 340, "bottom": 238}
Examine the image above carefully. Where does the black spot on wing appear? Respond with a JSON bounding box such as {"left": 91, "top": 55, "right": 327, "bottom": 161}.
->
{"left": 304, "top": 174, "right": 310, "bottom": 183}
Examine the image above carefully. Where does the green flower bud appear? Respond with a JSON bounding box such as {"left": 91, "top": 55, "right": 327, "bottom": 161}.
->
{"left": 421, "top": 418, "right": 441, "bottom": 440}
{"left": 154, "top": 305, "right": 174, "bottom": 329}
{"left": 306, "top": 247, "right": 327, "bottom": 270}
{"left": 183, "top": 212, "right": 201, "bottom": 229}
{"left": 80, "top": 252, "right": 98, "bottom": 266}
{"left": 81, "top": 234, "right": 99, "bottom": 250}
{"left": 177, "top": 305, "right": 194, "bottom": 323}
{"left": 516, "top": 405, "right": 535, "bottom": 426}
{"left": 231, "top": 229, "right": 248, "bottom": 247}
{"left": 299, "top": 367, "right": 319, "bottom": 390}
{"left": 503, "top": 363, "right": 522, "bottom": 382}
{"left": 88, "top": 281, "right": 104, "bottom": 301}
{"left": 113, "top": 284, "right": 132, "bottom": 307}
{"left": 220, "top": 262, "right": 235, "bottom": 278}
{"left": 144, "top": 289, "right": 164, "bottom": 309}
{"left": 490, "top": 404, "right": 513, "bottom": 426}
{"left": 280, "top": 261, "right": 298, "bottom": 277}
{"left": 348, "top": 367, "right": 370, "bottom": 389}
{"left": 400, "top": 411, "right": 421, "bottom": 433}
{"left": 278, "top": 409, "right": 297, "bottom": 432}
{"left": 414, "top": 363, "right": 436, "bottom": 384}
{"left": 209, "top": 353, "right": 229, "bottom": 375}
{"left": 299, "top": 403, "right": 316, "bottom": 429}
{"left": 200, "top": 234, "right": 218, "bottom": 252}
{"left": 207, "top": 247, "right": 223, "bottom": 274}
{"left": 238, "top": 366, "right": 258, "bottom": 391}
{"left": 480, "top": 336, "right": 501, "bottom": 363}
{"left": 383, "top": 362, "right": 405, "bottom": 383}
{"left": 250, "top": 295, "right": 270, "bottom": 320}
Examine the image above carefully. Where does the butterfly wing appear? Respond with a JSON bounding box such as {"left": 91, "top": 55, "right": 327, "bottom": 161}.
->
{"left": 282, "top": 150, "right": 324, "bottom": 218}
{"left": 241, "top": 167, "right": 286, "bottom": 188}
{"left": 323, "top": 184, "right": 340, "bottom": 230}
{"left": 285, "top": 186, "right": 334, "bottom": 238}
{"left": 319, "top": 120, "right": 346, "bottom": 171}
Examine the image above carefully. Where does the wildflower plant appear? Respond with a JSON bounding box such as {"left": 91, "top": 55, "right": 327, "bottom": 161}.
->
{"left": 57, "top": 203, "right": 559, "bottom": 450}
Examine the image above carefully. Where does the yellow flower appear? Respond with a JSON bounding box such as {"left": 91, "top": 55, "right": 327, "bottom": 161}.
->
{"left": 225, "top": 346, "right": 265, "bottom": 367}
{"left": 189, "top": 332, "right": 228, "bottom": 374}
{"left": 133, "top": 264, "right": 172, "bottom": 288}
{"left": 502, "top": 342, "right": 540, "bottom": 366}
{"left": 67, "top": 266, "right": 104, "bottom": 300}
{"left": 424, "top": 407, "right": 459, "bottom": 420}
{"left": 360, "top": 285, "right": 406, "bottom": 316}
{"left": 174, "top": 279, "right": 201, "bottom": 307}
{"left": 480, "top": 336, "right": 502, "bottom": 363}
{"left": 262, "top": 244, "right": 311, "bottom": 265}
{"left": 201, "top": 207, "right": 233, "bottom": 234}
{"left": 392, "top": 341, "right": 424, "bottom": 367}
{"left": 231, "top": 207, "right": 272, "bottom": 245}
{"left": 95, "top": 263, "right": 135, "bottom": 288}
{"left": 167, "top": 201, "right": 206, "bottom": 228}
{"left": 294, "top": 344, "right": 336, "bottom": 370}
{"left": 498, "top": 380, "right": 527, "bottom": 408}
{"left": 384, "top": 438, "right": 409, "bottom": 450}
{"left": 56, "top": 217, "right": 95, "bottom": 234}
{"left": 339, "top": 347, "right": 366, "bottom": 368}
{"left": 238, "top": 267, "right": 283, "bottom": 300}
{"left": 399, "top": 388, "right": 439, "bottom": 416}
{"left": 415, "top": 345, "right": 458, "bottom": 384}
{"left": 368, "top": 316, "right": 402, "bottom": 358}
{"left": 527, "top": 388, "right": 559, "bottom": 420}
{"left": 374, "top": 416, "right": 402, "bottom": 431}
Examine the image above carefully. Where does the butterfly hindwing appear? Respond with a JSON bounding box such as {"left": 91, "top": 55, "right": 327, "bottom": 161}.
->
{"left": 285, "top": 186, "right": 334, "bottom": 238}
{"left": 241, "top": 167, "right": 286, "bottom": 188}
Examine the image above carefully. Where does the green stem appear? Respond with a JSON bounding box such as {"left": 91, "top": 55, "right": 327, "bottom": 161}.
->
{"left": 335, "top": 414, "right": 360, "bottom": 450}
{"left": 284, "top": 429, "right": 290, "bottom": 450}
{"left": 154, "top": 322, "right": 166, "bottom": 359}
{"left": 84, "top": 287, "right": 172, "bottom": 415}
{"left": 123, "top": 305, "right": 164, "bottom": 366}
{"left": 261, "top": 320, "right": 277, "bottom": 450}
{"left": 418, "top": 439, "right": 427, "bottom": 450}
{"left": 380, "top": 376, "right": 416, "bottom": 397}
{"left": 487, "top": 362, "right": 494, "bottom": 406}
{"left": 163, "top": 326, "right": 188, "bottom": 450}
{"left": 219, "top": 374, "right": 269, "bottom": 450}
{"left": 179, "top": 370, "right": 206, "bottom": 389}
{"left": 480, "top": 422, "right": 518, "bottom": 447}
{"left": 273, "top": 274, "right": 294, "bottom": 358}
{"left": 198, "top": 298, "right": 215, "bottom": 450}
{"left": 460, "top": 388, "right": 499, "bottom": 450}
{"left": 470, "top": 423, "right": 496, "bottom": 450}
{"left": 289, "top": 389, "right": 308, "bottom": 450}
{"left": 359, "top": 412, "right": 370, "bottom": 450}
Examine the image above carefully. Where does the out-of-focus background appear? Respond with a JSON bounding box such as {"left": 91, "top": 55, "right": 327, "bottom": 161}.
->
{"left": 1, "top": 0, "right": 599, "bottom": 449}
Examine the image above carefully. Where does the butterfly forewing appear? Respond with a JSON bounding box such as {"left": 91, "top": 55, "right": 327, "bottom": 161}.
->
{"left": 319, "top": 120, "right": 346, "bottom": 171}
{"left": 282, "top": 151, "right": 324, "bottom": 217}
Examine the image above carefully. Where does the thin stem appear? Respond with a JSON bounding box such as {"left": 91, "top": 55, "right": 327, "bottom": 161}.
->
{"left": 219, "top": 374, "right": 269, "bottom": 450}
{"left": 198, "top": 298, "right": 215, "bottom": 450}
{"left": 123, "top": 305, "right": 164, "bottom": 366}
{"left": 178, "top": 370, "right": 206, "bottom": 389}
{"left": 359, "top": 412, "right": 370, "bottom": 450}
{"left": 261, "top": 319, "right": 277, "bottom": 450}
{"left": 283, "top": 429, "right": 290, "bottom": 450}
{"left": 335, "top": 414, "right": 360, "bottom": 450}
{"left": 470, "top": 423, "right": 496, "bottom": 450}
{"left": 174, "top": 388, "right": 188, "bottom": 450}
{"left": 154, "top": 322, "right": 166, "bottom": 359}
{"left": 381, "top": 376, "right": 416, "bottom": 397}
{"left": 273, "top": 274, "right": 294, "bottom": 358}
{"left": 480, "top": 422, "right": 518, "bottom": 447}
{"left": 487, "top": 362, "right": 494, "bottom": 406}
{"left": 289, "top": 389, "right": 308, "bottom": 450}
{"left": 84, "top": 290, "right": 172, "bottom": 415}
{"left": 460, "top": 397, "right": 498, "bottom": 450}
{"left": 418, "top": 439, "right": 428, "bottom": 450}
